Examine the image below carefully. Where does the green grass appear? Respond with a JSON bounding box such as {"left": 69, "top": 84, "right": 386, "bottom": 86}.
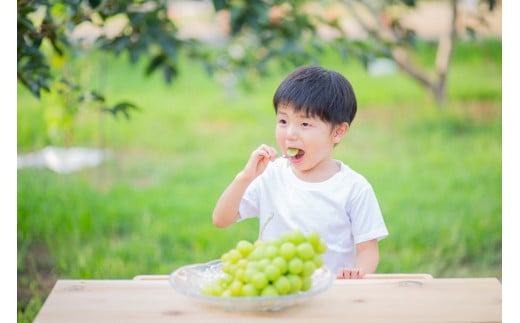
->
{"left": 17, "top": 38, "right": 501, "bottom": 322}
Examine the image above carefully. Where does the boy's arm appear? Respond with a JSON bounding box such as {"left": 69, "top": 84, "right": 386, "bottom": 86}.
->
{"left": 355, "top": 239, "right": 380, "bottom": 275}
{"left": 212, "top": 171, "right": 254, "bottom": 227}
{"left": 336, "top": 239, "right": 379, "bottom": 279}
{"left": 212, "top": 144, "right": 277, "bottom": 228}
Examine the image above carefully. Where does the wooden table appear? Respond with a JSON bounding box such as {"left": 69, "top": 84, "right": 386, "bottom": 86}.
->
{"left": 34, "top": 276, "right": 502, "bottom": 322}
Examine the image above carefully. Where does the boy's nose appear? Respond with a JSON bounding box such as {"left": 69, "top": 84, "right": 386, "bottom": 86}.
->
{"left": 286, "top": 124, "right": 298, "bottom": 138}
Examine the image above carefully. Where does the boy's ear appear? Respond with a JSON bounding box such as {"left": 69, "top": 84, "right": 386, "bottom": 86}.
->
{"left": 332, "top": 122, "right": 349, "bottom": 144}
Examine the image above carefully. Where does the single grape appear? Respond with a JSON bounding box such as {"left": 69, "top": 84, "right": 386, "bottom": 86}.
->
{"left": 248, "top": 245, "right": 266, "bottom": 261}
{"left": 200, "top": 282, "right": 216, "bottom": 296}
{"left": 236, "top": 240, "right": 254, "bottom": 257}
{"left": 229, "top": 280, "right": 243, "bottom": 296}
{"left": 221, "top": 262, "right": 237, "bottom": 275}
{"left": 287, "top": 230, "right": 306, "bottom": 245}
{"left": 306, "top": 230, "right": 322, "bottom": 250}
{"left": 221, "top": 289, "right": 232, "bottom": 297}
{"left": 264, "top": 264, "right": 281, "bottom": 282}
{"left": 287, "top": 274, "right": 303, "bottom": 293}
{"left": 316, "top": 240, "right": 328, "bottom": 254}
{"left": 242, "top": 283, "right": 259, "bottom": 297}
{"left": 279, "top": 242, "right": 296, "bottom": 260}
{"left": 243, "top": 267, "right": 257, "bottom": 284}
{"left": 235, "top": 268, "right": 246, "bottom": 282}
{"left": 260, "top": 284, "right": 279, "bottom": 297}
{"left": 296, "top": 242, "right": 315, "bottom": 260}
{"left": 237, "top": 258, "right": 248, "bottom": 269}
{"left": 312, "top": 254, "right": 324, "bottom": 268}
{"left": 264, "top": 244, "right": 279, "bottom": 259}
{"left": 256, "top": 258, "right": 270, "bottom": 271}
{"left": 301, "top": 260, "right": 316, "bottom": 278}
{"left": 301, "top": 276, "right": 313, "bottom": 292}
{"left": 272, "top": 256, "right": 288, "bottom": 274}
{"left": 273, "top": 276, "right": 291, "bottom": 295}
{"left": 227, "top": 249, "right": 242, "bottom": 263}
{"left": 288, "top": 257, "right": 304, "bottom": 275}
{"left": 251, "top": 272, "right": 268, "bottom": 290}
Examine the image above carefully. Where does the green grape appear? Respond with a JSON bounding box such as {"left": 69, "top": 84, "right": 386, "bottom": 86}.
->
{"left": 221, "top": 289, "right": 232, "bottom": 297}
{"left": 301, "top": 276, "right": 313, "bottom": 292}
{"left": 264, "top": 264, "right": 281, "bottom": 282}
{"left": 279, "top": 242, "right": 296, "bottom": 260}
{"left": 287, "top": 230, "right": 306, "bottom": 244}
{"left": 280, "top": 231, "right": 292, "bottom": 242}
{"left": 204, "top": 230, "right": 328, "bottom": 298}
{"left": 221, "top": 251, "right": 229, "bottom": 261}
{"left": 312, "top": 254, "right": 324, "bottom": 268}
{"left": 221, "top": 262, "right": 237, "bottom": 275}
{"left": 306, "top": 230, "right": 322, "bottom": 250}
{"left": 243, "top": 267, "right": 257, "bottom": 284}
{"left": 268, "top": 238, "right": 283, "bottom": 247}
{"left": 235, "top": 268, "right": 246, "bottom": 282}
{"left": 220, "top": 274, "right": 234, "bottom": 287}
{"left": 296, "top": 242, "right": 315, "bottom": 260}
{"left": 236, "top": 240, "right": 254, "bottom": 257}
{"left": 301, "top": 260, "right": 316, "bottom": 278}
{"left": 273, "top": 276, "right": 291, "bottom": 295}
{"left": 286, "top": 147, "right": 299, "bottom": 157}
{"left": 229, "top": 280, "right": 243, "bottom": 296}
{"left": 272, "top": 256, "right": 288, "bottom": 274}
{"left": 248, "top": 244, "right": 266, "bottom": 261}
{"left": 288, "top": 257, "right": 304, "bottom": 275}
{"left": 227, "top": 248, "right": 242, "bottom": 263}
{"left": 264, "top": 244, "right": 279, "bottom": 259}
{"left": 242, "top": 283, "right": 259, "bottom": 297}
{"left": 256, "top": 258, "right": 270, "bottom": 271}
{"left": 316, "top": 240, "right": 328, "bottom": 254}
{"left": 287, "top": 274, "right": 303, "bottom": 293}
{"left": 201, "top": 282, "right": 217, "bottom": 296}
{"left": 261, "top": 284, "right": 279, "bottom": 297}
{"left": 237, "top": 258, "right": 248, "bottom": 269}
{"left": 251, "top": 272, "right": 268, "bottom": 290}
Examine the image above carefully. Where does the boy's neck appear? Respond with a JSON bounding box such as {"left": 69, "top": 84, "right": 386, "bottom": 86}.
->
{"left": 290, "top": 159, "right": 340, "bottom": 182}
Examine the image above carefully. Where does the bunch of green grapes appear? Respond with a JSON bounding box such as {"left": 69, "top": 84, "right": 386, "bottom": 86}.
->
{"left": 201, "top": 230, "right": 327, "bottom": 297}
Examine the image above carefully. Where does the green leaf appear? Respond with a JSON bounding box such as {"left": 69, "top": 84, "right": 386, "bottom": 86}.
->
{"left": 212, "top": 0, "right": 227, "bottom": 11}
{"left": 103, "top": 102, "right": 139, "bottom": 120}
{"left": 88, "top": 0, "right": 102, "bottom": 9}
{"left": 163, "top": 65, "right": 178, "bottom": 84}
{"left": 146, "top": 54, "right": 166, "bottom": 76}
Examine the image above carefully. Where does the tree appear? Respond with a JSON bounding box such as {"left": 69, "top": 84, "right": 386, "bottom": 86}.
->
{"left": 18, "top": 0, "right": 208, "bottom": 118}
{"left": 18, "top": 0, "right": 499, "bottom": 119}
{"left": 211, "top": 0, "right": 500, "bottom": 107}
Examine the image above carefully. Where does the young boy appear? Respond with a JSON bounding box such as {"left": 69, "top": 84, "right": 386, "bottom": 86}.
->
{"left": 212, "top": 66, "right": 388, "bottom": 279}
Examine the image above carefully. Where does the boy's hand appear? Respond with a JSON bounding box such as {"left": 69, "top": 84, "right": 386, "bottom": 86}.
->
{"left": 336, "top": 267, "right": 365, "bottom": 279}
{"left": 241, "top": 144, "right": 278, "bottom": 180}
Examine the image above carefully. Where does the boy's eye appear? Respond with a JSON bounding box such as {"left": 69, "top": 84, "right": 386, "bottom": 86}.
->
{"left": 278, "top": 119, "right": 287, "bottom": 125}
{"left": 301, "top": 122, "right": 310, "bottom": 127}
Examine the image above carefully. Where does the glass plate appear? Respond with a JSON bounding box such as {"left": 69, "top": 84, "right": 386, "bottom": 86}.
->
{"left": 169, "top": 259, "right": 335, "bottom": 312}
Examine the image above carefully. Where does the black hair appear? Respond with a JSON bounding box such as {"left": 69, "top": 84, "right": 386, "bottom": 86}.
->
{"left": 273, "top": 66, "right": 357, "bottom": 126}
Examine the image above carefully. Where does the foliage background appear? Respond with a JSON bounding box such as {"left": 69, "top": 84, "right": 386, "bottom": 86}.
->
{"left": 18, "top": 38, "right": 501, "bottom": 322}
{"left": 17, "top": 2, "right": 502, "bottom": 322}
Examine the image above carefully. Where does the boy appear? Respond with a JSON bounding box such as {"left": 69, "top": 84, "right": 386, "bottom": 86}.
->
{"left": 212, "top": 66, "right": 388, "bottom": 279}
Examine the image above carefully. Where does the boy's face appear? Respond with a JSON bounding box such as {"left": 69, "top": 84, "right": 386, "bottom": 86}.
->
{"left": 275, "top": 104, "right": 348, "bottom": 177}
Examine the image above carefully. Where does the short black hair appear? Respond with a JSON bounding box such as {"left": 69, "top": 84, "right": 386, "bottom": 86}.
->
{"left": 273, "top": 66, "right": 357, "bottom": 126}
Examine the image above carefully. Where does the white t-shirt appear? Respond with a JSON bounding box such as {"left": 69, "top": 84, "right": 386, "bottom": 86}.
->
{"left": 238, "top": 158, "right": 389, "bottom": 273}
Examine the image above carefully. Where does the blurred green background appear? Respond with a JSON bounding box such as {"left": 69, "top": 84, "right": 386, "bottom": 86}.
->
{"left": 17, "top": 27, "right": 501, "bottom": 323}
{"left": 16, "top": 1, "right": 502, "bottom": 322}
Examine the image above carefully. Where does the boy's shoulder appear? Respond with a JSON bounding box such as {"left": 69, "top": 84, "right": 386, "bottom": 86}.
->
{"left": 336, "top": 160, "right": 372, "bottom": 185}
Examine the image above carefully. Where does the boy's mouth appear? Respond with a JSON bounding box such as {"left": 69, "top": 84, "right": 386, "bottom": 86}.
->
{"left": 287, "top": 148, "right": 304, "bottom": 160}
